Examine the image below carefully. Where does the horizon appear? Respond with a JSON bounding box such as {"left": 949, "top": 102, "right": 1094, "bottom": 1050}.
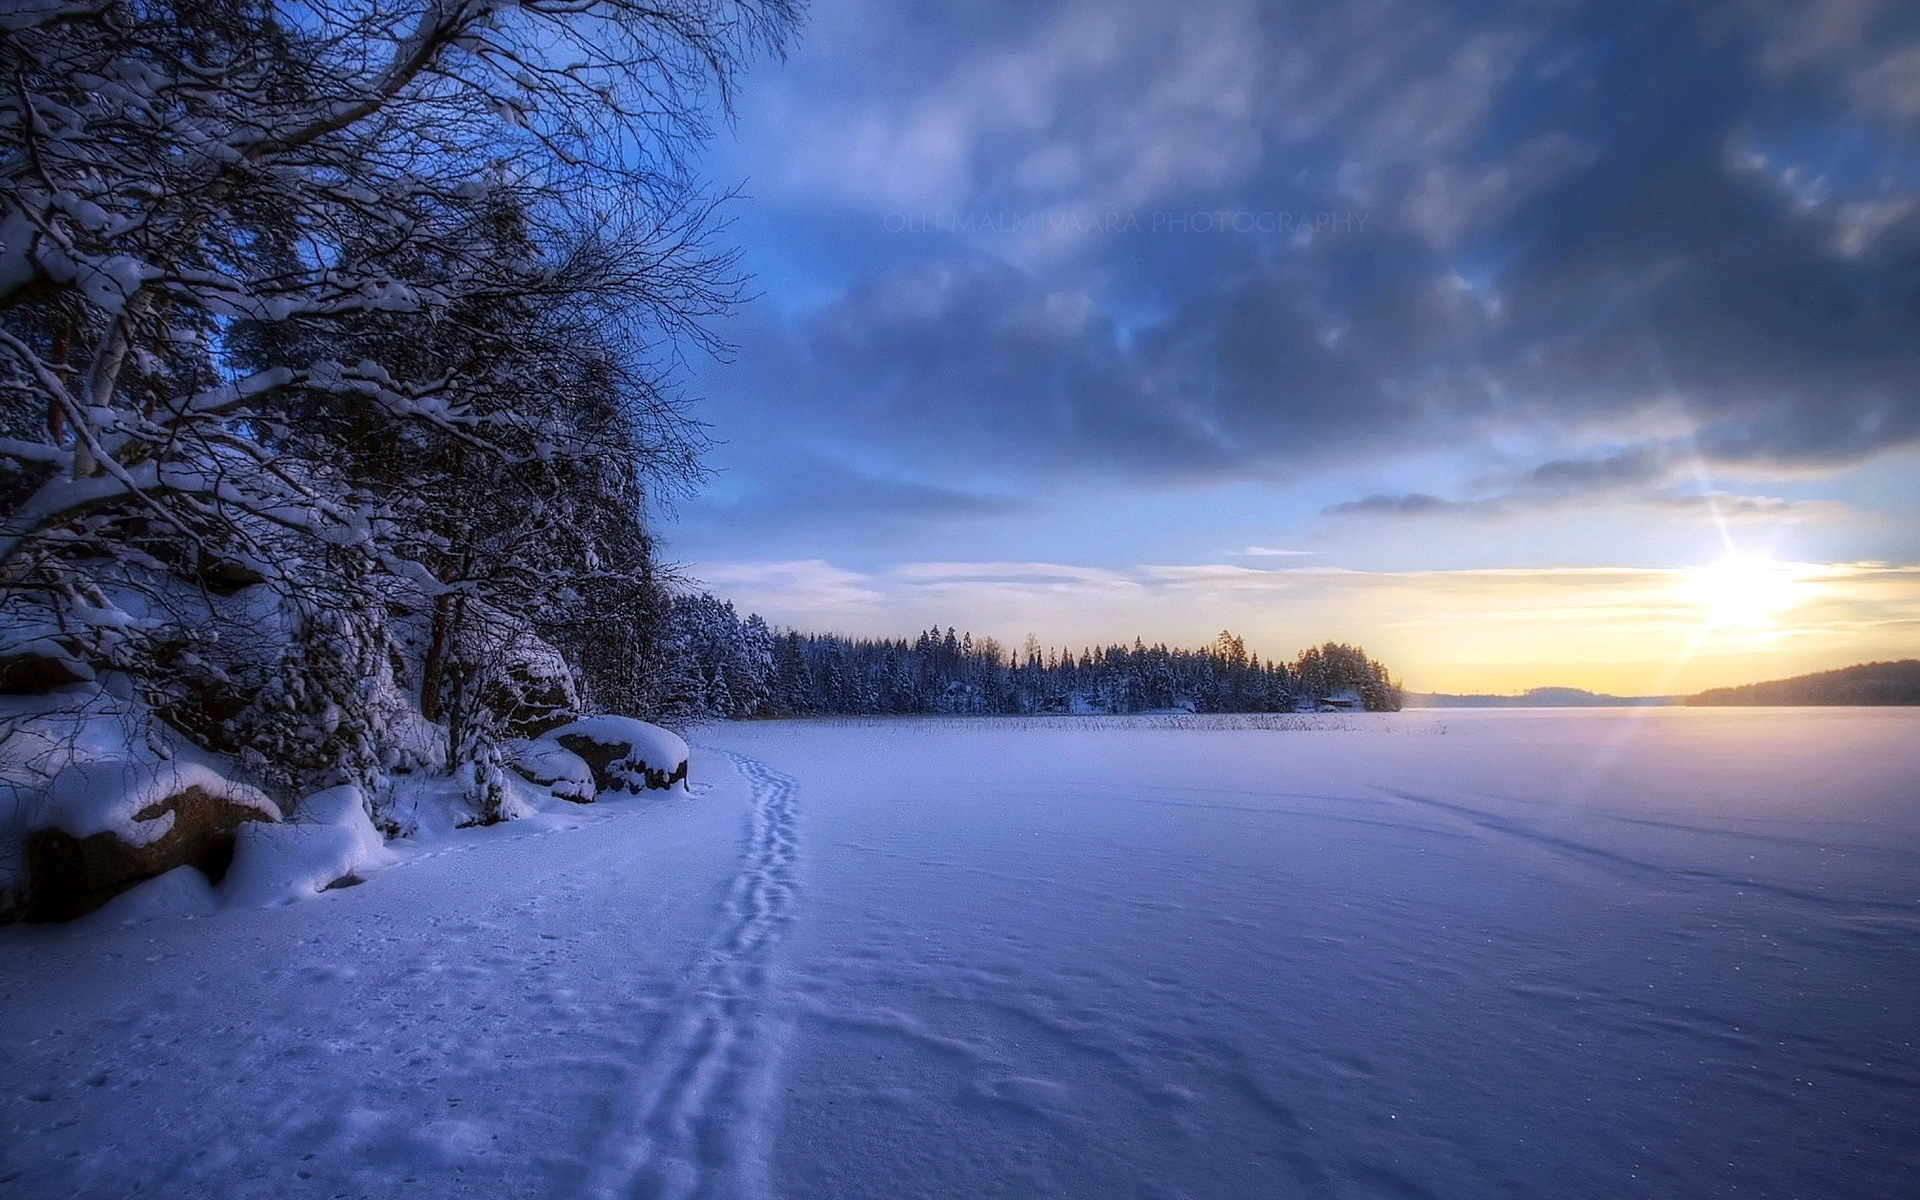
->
{"left": 662, "top": 0, "right": 1920, "bottom": 694}
{"left": 688, "top": 558, "right": 1919, "bottom": 695}
{"left": 687, "top": 599, "right": 1917, "bottom": 699}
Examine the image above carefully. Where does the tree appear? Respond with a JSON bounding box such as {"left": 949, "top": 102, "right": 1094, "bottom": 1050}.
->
{"left": 1, "top": 0, "right": 799, "bottom": 814}
{"left": 731, "top": 614, "right": 1401, "bottom": 717}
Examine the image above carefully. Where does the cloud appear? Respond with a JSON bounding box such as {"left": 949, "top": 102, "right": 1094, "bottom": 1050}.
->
{"left": 692, "top": 0, "right": 1920, "bottom": 547}
{"left": 1850, "top": 43, "right": 1920, "bottom": 119}
{"left": 1648, "top": 491, "right": 1794, "bottom": 516}
{"left": 1317, "top": 438, "right": 1852, "bottom": 521}
{"left": 703, "top": 462, "right": 1022, "bottom": 526}
{"left": 1322, "top": 483, "right": 1843, "bottom": 524}
{"left": 1401, "top": 132, "right": 1596, "bottom": 252}
{"left": 1755, "top": 0, "right": 1889, "bottom": 76}
{"left": 1324, "top": 493, "right": 1472, "bottom": 518}
{"left": 691, "top": 559, "right": 887, "bottom": 612}
{"left": 1521, "top": 447, "right": 1671, "bottom": 492}
{"left": 765, "top": 255, "right": 1238, "bottom": 478}
{"left": 755, "top": 0, "right": 1265, "bottom": 221}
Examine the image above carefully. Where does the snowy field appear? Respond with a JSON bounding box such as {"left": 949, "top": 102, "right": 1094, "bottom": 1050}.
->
{"left": 3, "top": 709, "right": 1918, "bottom": 1199}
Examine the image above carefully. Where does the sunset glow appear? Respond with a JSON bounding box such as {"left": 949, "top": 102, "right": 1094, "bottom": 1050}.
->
{"left": 1679, "top": 554, "right": 1810, "bottom": 633}
{"left": 700, "top": 557, "right": 1920, "bottom": 697}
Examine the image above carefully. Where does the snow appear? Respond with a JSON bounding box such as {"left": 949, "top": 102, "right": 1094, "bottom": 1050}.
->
{"left": 0, "top": 639, "right": 95, "bottom": 682}
{"left": 79, "top": 864, "right": 221, "bottom": 925}
{"left": 221, "top": 786, "right": 390, "bottom": 908}
{"left": 2, "top": 709, "right": 1918, "bottom": 1199}
{"left": 38, "top": 759, "right": 278, "bottom": 846}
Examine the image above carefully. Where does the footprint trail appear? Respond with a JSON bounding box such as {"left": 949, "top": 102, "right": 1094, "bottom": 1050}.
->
{"left": 587, "top": 750, "right": 800, "bottom": 1200}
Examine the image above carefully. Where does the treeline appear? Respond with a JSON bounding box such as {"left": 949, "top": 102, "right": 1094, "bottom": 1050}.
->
{"left": 658, "top": 594, "right": 1403, "bottom": 718}
{"left": 1686, "top": 660, "right": 1920, "bottom": 706}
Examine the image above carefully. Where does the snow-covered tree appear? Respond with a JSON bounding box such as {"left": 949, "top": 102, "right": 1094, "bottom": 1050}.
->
{"left": 1, "top": 0, "right": 797, "bottom": 813}
{"left": 732, "top": 618, "right": 1399, "bottom": 717}
{"left": 654, "top": 592, "right": 774, "bottom": 721}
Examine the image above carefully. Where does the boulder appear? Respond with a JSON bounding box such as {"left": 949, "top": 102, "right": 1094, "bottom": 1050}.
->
{"left": 470, "top": 618, "right": 580, "bottom": 737}
{"left": 0, "top": 639, "right": 94, "bottom": 694}
{"left": 20, "top": 761, "right": 279, "bottom": 922}
{"left": 546, "top": 716, "right": 689, "bottom": 795}
{"left": 489, "top": 656, "right": 579, "bottom": 737}
{"left": 508, "top": 740, "right": 596, "bottom": 803}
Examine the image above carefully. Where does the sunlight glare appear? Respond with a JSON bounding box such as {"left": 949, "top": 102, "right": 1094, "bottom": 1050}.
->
{"left": 1679, "top": 554, "right": 1807, "bottom": 631}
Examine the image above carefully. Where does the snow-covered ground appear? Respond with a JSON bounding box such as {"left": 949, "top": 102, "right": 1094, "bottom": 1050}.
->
{"left": 3, "top": 709, "right": 1918, "bottom": 1199}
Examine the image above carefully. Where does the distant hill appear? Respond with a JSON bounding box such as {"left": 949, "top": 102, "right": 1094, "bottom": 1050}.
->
{"left": 1405, "top": 687, "right": 1671, "bottom": 708}
{"left": 1686, "top": 660, "right": 1920, "bottom": 706}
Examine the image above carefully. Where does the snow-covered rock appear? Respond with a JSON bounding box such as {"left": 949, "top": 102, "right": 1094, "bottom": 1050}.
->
{"left": 487, "top": 625, "right": 581, "bottom": 736}
{"left": 0, "top": 637, "right": 95, "bottom": 693}
{"left": 21, "top": 759, "right": 280, "bottom": 922}
{"left": 508, "top": 740, "right": 596, "bottom": 803}
{"left": 221, "top": 785, "right": 389, "bottom": 907}
{"left": 546, "top": 716, "right": 689, "bottom": 795}
{"left": 38, "top": 758, "right": 277, "bottom": 846}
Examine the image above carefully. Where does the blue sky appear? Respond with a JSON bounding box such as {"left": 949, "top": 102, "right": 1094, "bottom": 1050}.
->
{"left": 661, "top": 0, "right": 1920, "bottom": 692}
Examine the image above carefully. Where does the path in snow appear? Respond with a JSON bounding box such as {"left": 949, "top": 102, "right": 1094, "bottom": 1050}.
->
{"left": 588, "top": 751, "right": 799, "bottom": 1200}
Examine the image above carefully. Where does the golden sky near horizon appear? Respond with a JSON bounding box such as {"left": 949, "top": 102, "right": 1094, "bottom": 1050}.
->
{"left": 698, "top": 557, "right": 1920, "bottom": 696}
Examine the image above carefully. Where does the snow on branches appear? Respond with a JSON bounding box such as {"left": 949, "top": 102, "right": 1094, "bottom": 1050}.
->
{"left": 1, "top": 1, "right": 798, "bottom": 819}
{"left": 657, "top": 598, "right": 1406, "bottom": 719}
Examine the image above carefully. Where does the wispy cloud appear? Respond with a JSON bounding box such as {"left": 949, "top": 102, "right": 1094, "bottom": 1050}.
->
{"left": 692, "top": 560, "right": 888, "bottom": 613}
{"left": 1323, "top": 493, "right": 1475, "bottom": 518}
{"left": 1322, "top": 482, "right": 1850, "bottom": 524}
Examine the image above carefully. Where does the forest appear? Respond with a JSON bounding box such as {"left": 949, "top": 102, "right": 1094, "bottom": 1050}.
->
{"left": 1685, "top": 660, "right": 1920, "bottom": 707}
{"left": 659, "top": 594, "right": 1403, "bottom": 719}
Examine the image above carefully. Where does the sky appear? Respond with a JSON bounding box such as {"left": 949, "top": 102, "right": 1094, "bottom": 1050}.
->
{"left": 662, "top": 0, "right": 1920, "bottom": 695}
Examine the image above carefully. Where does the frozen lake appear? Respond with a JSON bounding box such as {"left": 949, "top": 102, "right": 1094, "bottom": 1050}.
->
{"left": 4, "top": 709, "right": 1918, "bottom": 1198}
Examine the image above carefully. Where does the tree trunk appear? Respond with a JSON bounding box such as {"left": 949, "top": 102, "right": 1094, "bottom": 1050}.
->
{"left": 420, "top": 590, "right": 457, "bottom": 723}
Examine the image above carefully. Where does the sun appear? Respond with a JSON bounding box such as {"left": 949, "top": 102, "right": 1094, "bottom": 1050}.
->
{"left": 1679, "top": 553, "right": 1807, "bottom": 631}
